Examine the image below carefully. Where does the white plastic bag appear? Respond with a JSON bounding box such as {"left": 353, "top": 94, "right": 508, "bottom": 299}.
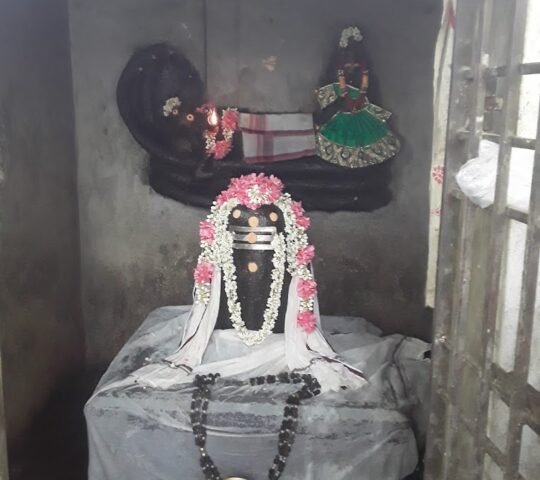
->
{"left": 456, "top": 140, "right": 533, "bottom": 212}
{"left": 455, "top": 140, "right": 499, "bottom": 208}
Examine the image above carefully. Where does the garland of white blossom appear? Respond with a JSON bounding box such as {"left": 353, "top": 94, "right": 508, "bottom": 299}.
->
{"left": 194, "top": 192, "right": 316, "bottom": 346}
{"left": 339, "top": 26, "right": 363, "bottom": 48}
{"left": 223, "top": 232, "right": 286, "bottom": 345}
{"left": 276, "top": 195, "right": 315, "bottom": 314}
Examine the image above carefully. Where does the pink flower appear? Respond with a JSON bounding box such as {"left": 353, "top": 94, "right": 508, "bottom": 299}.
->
{"left": 221, "top": 174, "right": 284, "bottom": 209}
{"left": 265, "top": 175, "right": 284, "bottom": 201}
{"left": 199, "top": 220, "right": 215, "bottom": 244}
{"left": 291, "top": 200, "right": 311, "bottom": 229}
{"left": 298, "top": 278, "right": 317, "bottom": 299}
{"left": 298, "top": 311, "right": 317, "bottom": 333}
{"left": 213, "top": 139, "right": 232, "bottom": 160}
{"left": 297, "top": 216, "right": 310, "bottom": 229}
{"left": 296, "top": 245, "right": 315, "bottom": 266}
{"left": 221, "top": 109, "right": 239, "bottom": 131}
{"left": 432, "top": 165, "right": 444, "bottom": 185}
{"left": 216, "top": 189, "right": 233, "bottom": 206}
{"left": 291, "top": 200, "right": 304, "bottom": 218}
{"left": 194, "top": 261, "right": 213, "bottom": 284}
{"left": 227, "top": 175, "right": 251, "bottom": 205}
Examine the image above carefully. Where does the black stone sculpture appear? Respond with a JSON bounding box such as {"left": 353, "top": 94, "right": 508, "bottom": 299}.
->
{"left": 214, "top": 204, "right": 291, "bottom": 333}
{"left": 117, "top": 43, "right": 393, "bottom": 211}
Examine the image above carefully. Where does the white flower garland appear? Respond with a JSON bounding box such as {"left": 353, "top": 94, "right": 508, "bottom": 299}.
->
{"left": 194, "top": 192, "right": 317, "bottom": 345}
{"left": 223, "top": 231, "right": 286, "bottom": 346}
{"left": 339, "top": 26, "right": 363, "bottom": 48}
{"left": 162, "top": 97, "right": 182, "bottom": 117}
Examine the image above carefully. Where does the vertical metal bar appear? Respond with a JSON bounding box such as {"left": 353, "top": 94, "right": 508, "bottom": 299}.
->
{"left": 475, "top": 0, "right": 530, "bottom": 478}
{"left": 443, "top": 198, "right": 475, "bottom": 480}
{"left": 504, "top": 94, "right": 540, "bottom": 480}
{"left": 469, "top": 0, "right": 492, "bottom": 159}
{"left": 445, "top": 3, "right": 493, "bottom": 477}
{"left": 424, "top": 1, "right": 486, "bottom": 478}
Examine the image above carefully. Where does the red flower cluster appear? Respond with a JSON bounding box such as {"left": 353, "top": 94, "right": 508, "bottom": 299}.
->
{"left": 298, "top": 278, "right": 317, "bottom": 299}
{"left": 216, "top": 173, "right": 284, "bottom": 210}
{"left": 194, "top": 262, "right": 213, "bottom": 284}
{"left": 201, "top": 106, "right": 239, "bottom": 160}
{"left": 199, "top": 220, "right": 215, "bottom": 244}
{"left": 297, "top": 311, "right": 317, "bottom": 333}
{"left": 221, "top": 109, "right": 238, "bottom": 131}
{"left": 213, "top": 140, "right": 232, "bottom": 160}
{"left": 296, "top": 245, "right": 315, "bottom": 266}
{"left": 432, "top": 165, "right": 444, "bottom": 185}
{"left": 291, "top": 201, "right": 310, "bottom": 230}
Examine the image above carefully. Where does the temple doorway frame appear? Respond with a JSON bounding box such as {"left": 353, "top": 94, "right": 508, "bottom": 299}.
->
{"left": 425, "top": 0, "right": 540, "bottom": 478}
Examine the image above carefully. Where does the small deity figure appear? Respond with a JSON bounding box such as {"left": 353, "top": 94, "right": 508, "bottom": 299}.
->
{"left": 315, "top": 27, "right": 401, "bottom": 168}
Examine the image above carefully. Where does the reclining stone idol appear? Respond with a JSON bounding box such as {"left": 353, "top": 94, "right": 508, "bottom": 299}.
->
{"left": 85, "top": 174, "right": 431, "bottom": 480}
{"left": 116, "top": 27, "right": 398, "bottom": 212}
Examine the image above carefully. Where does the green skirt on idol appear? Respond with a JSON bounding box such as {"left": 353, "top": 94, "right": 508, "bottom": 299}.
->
{"left": 316, "top": 83, "right": 400, "bottom": 168}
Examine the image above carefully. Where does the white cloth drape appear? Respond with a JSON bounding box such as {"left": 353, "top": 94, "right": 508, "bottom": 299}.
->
{"left": 239, "top": 113, "right": 316, "bottom": 164}
{"left": 123, "top": 273, "right": 366, "bottom": 393}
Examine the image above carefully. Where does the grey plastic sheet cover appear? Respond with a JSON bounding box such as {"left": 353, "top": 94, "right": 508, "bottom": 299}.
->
{"left": 86, "top": 306, "right": 431, "bottom": 480}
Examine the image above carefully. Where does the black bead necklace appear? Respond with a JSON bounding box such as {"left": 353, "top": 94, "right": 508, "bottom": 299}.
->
{"left": 190, "top": 372, "right": 322, "bottom": 480}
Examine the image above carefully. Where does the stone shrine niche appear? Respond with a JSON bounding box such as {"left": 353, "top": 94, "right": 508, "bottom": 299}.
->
{"left": 117, "top": 26, "right": 400, "bottom": 212}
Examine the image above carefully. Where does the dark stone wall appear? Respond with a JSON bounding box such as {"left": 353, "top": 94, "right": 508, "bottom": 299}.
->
{"left": 70, "top": 0, "right": 440, "bottom": 370}
{"left": 0, "top": 0, "right": 84, "bottom": 443}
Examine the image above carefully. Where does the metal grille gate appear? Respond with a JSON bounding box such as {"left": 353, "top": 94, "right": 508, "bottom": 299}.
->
{"left": 424, "top": 0, "right": 540, "bottom": 479}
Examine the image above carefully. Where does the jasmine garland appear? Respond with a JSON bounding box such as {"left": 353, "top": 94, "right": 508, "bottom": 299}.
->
{"left": 193, "top": 174, "right": 319, "bottom": 345}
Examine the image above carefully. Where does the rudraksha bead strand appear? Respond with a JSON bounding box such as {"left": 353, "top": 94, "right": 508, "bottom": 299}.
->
{"left": 190, "top": 372, "right": 321, "bottom": 480}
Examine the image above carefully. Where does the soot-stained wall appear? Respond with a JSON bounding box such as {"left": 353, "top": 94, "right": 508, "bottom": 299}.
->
{"left": 70, "top": 0, "right": 440, "bottom": 370}
{"left": 0, "top": 0, "right": 84, "bottom": 442}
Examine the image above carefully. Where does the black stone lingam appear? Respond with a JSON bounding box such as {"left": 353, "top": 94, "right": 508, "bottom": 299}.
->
{"left": 215, "top": 204, "right": 292, "bottom": 333}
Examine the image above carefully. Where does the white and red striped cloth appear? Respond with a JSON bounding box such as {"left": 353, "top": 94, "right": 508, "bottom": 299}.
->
{"left": 239, "top": 113, "right": 316, "bottom": 164}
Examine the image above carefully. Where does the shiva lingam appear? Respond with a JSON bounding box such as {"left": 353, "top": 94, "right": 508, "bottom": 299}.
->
{"left": 133, "top": 174, "right": 365, "bottom": 479}
{"left": 214, "top": 203, "right": 292, "bottom": 333}
{"left": 186, "top": 174, "right": 364, "bottom": 479}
